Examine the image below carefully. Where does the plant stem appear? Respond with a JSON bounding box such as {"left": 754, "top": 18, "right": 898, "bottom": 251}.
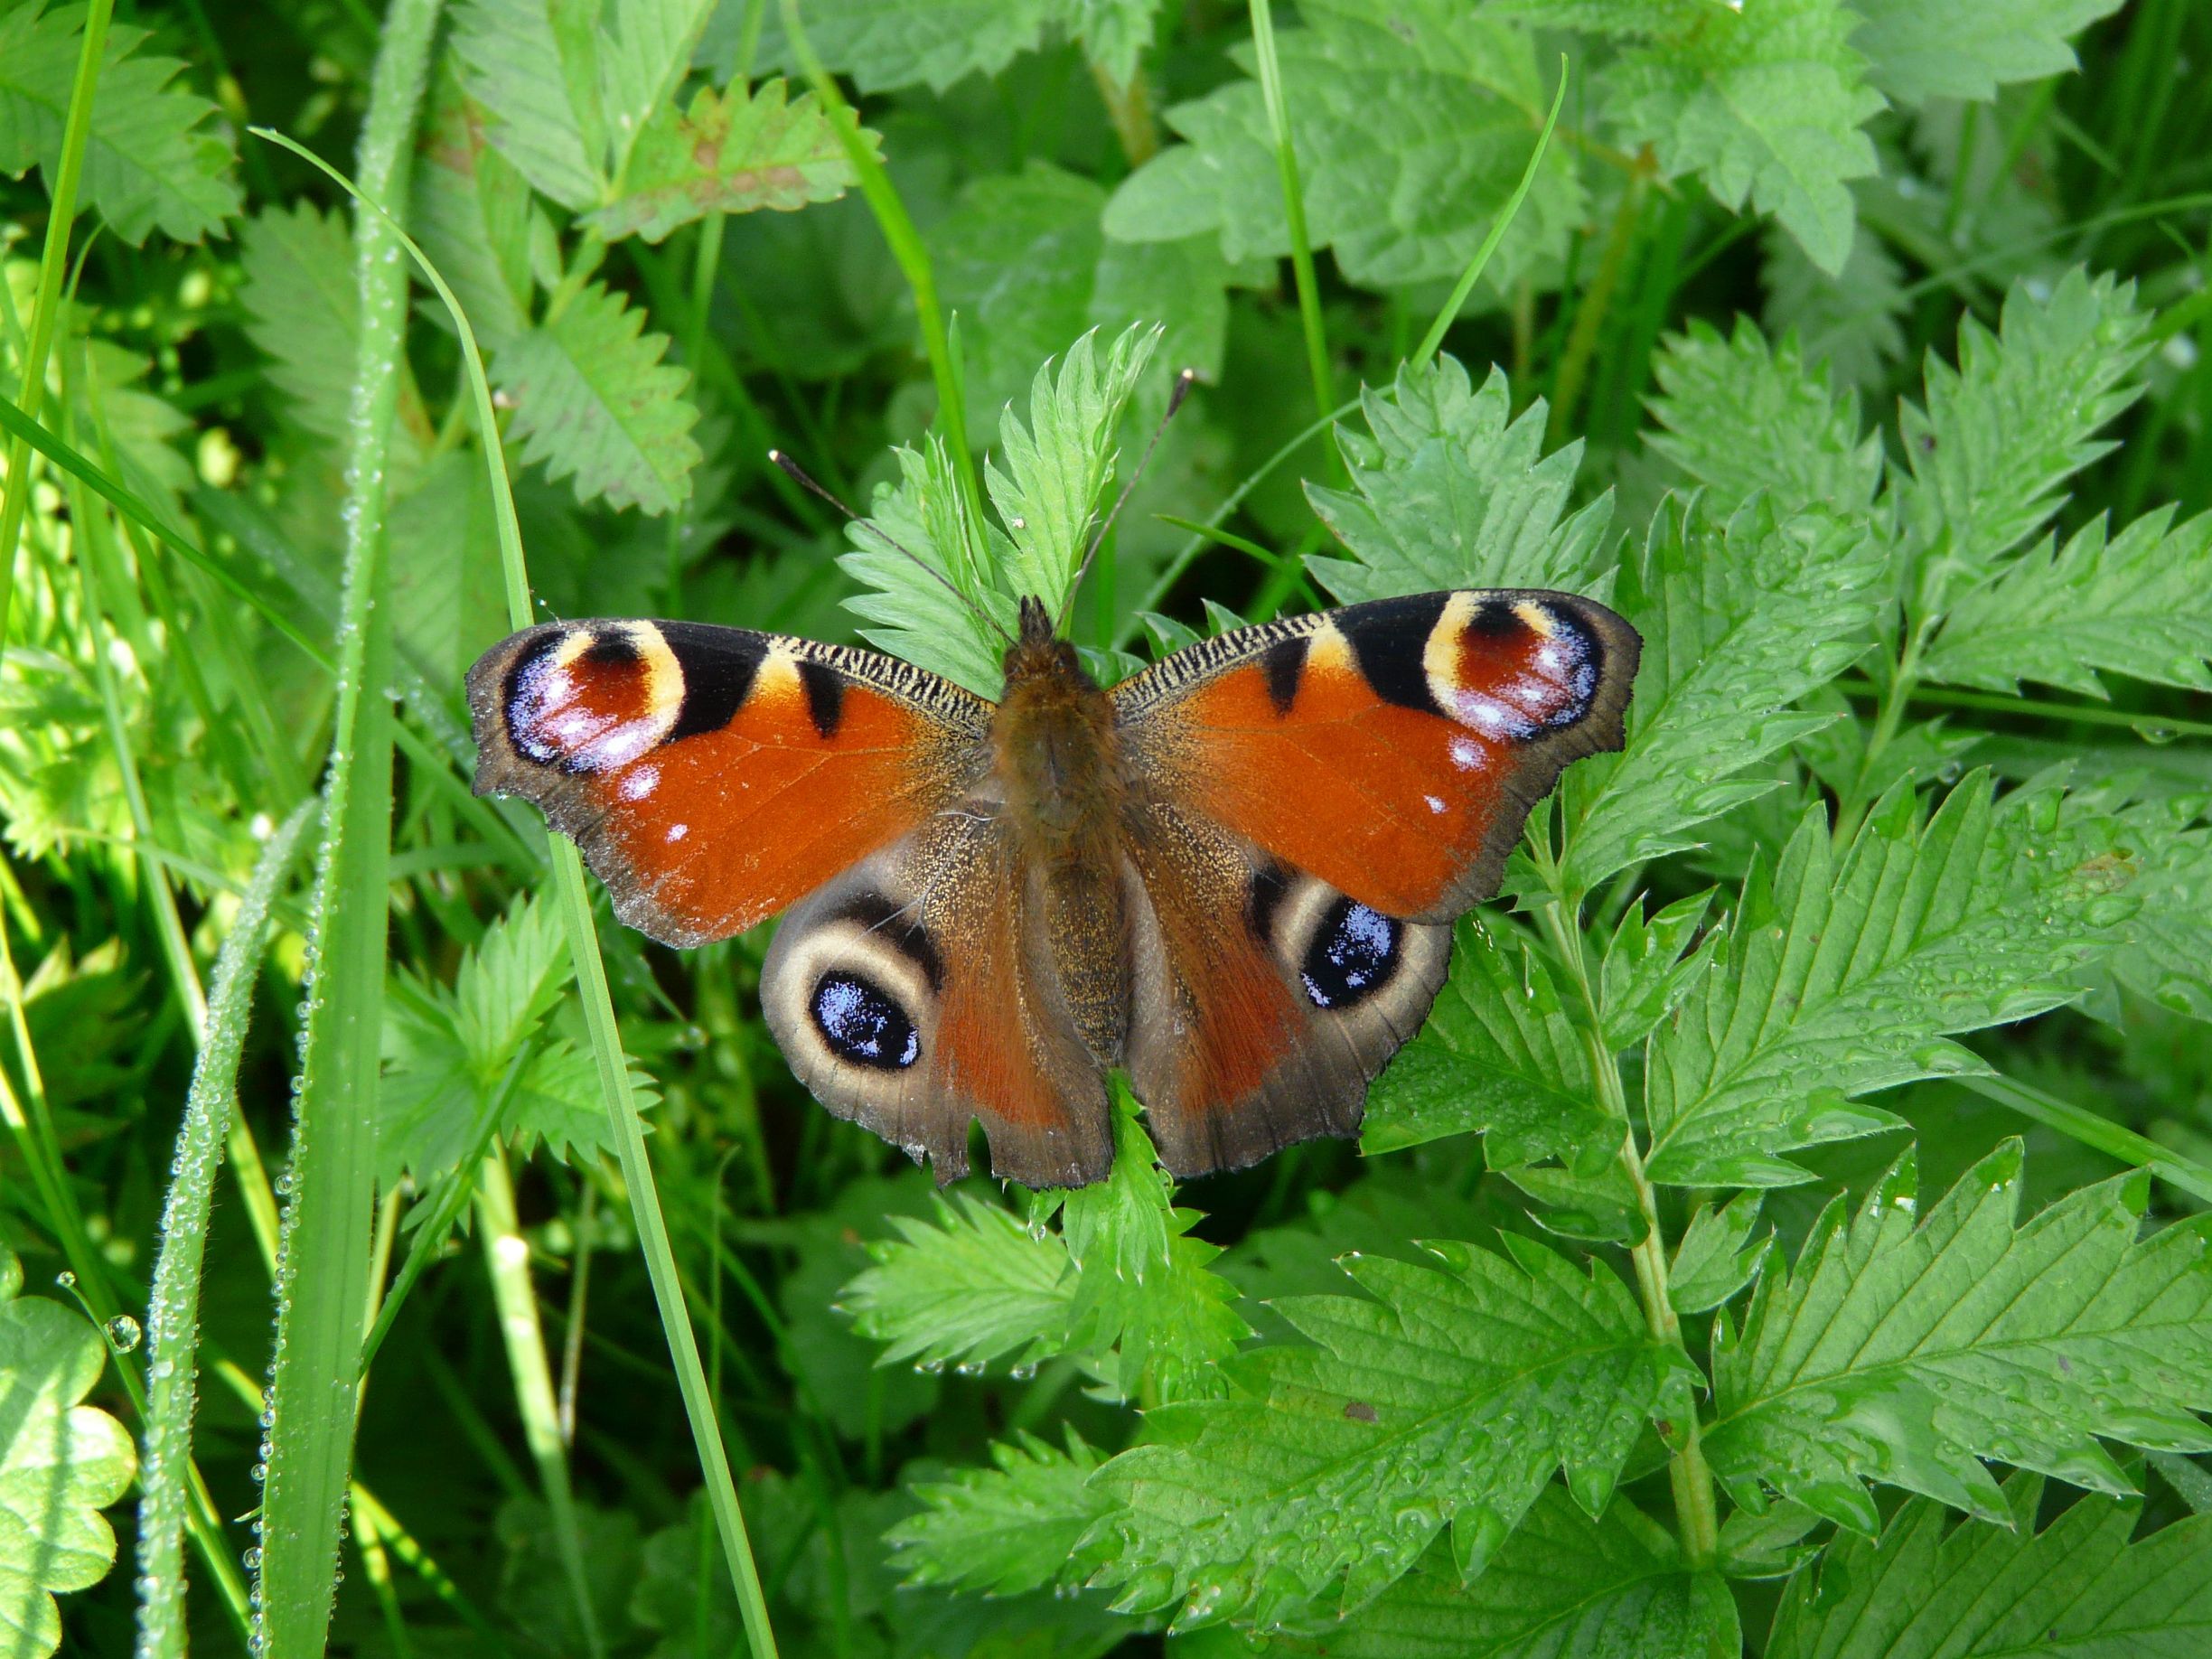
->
{"left": 1248, "top": 0, "right": 1332, "bottom": 429}
{"left": 1835, "top": 623, "right": 1929, "bottom": 843}
{"left": 1536, "top": 900, "right": 1720, "bottom": 1568}
{"left": 1548, "top": 148, "right": 1652, "bottom": 447}
{"left": 1091, "top": 61, "right": 1159, "bottom": 167}
{"left": 0, "top": 0, "right": 111, "bottom": 653}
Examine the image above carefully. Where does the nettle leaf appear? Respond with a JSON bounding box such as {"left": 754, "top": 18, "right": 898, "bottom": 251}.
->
{"left": 1362, "top": 916, "right": 1609, "bottom": 1166}
{"left": 1266, "top": 1490, "right": 1738, "bottom": 1659}
{"left": 1104, "top": 0, "right": 1582, "bottom": 289}
{"left": 1667, "top": 1192, "right": 1768, "bottom": 1317}
{"left": 412, "top": 59, "right": 537, "bottom": 355}
{"left": 1597, "top": 888, "right": 1721, "bottom": 1052}
{"left": 585, "top": 80, "right": 870, "bottom": 244}
{"left": 0, "top": 2, "right": 239, "bottom": 245}
{"left": 1922, "top": 506, "right": 2212, "bottom": 700}
{"left": 0, "top": 1246, "right": 136, "bottom": 1658}
{"left": 1090, "top": 1235, "right": 1689, "bottom": 1628}
{"left": 1645, "top": 319, "right": 1882, "bottom": 517}
{"left": 2105, "top": 812, "right": 2212, "bottom": 1024}
{"left": 1061, "top": 0, "right": 1161, "bottom": 87}
{"left": 451, "top": 0, "right": 607, "bottom": 211}
{"left": 842, "top": 1192, "right": 1074, "bottom": 1374}
{"left": 1600, "top": 0, "right": 1883, "bottom": 274}
{"left": 1771, "top": 1473, "right": 2212, "bottom": 1659}
{"left": 933, "top": 163, "right": 1231, "bottom": 442}
{"left": 1642, "top": 775, "right": 2147, "bottom": 1187}
{"left": 1899, "top": 269, "right": 2151, "bottom": 608}
{"left": 595, "top": 0, "right": 718, "bottom": 186}
{"left": 887, "top": 1428, "right": 1118, "bottom": 1597}
{"left": 753, "top": 0, "right": 1053, "bottom": 94}
{"left": 1761, "top": 218, "right": 1909, "bottom": 396}
{"left": 498, "top": 277, "right": 702, "bottom": 515}
{"left": 1849, "top": 0, "right": 2126, "bottom": 108}
{"left": 1554, "top": 493, "right": 1886, "bottom": 900}
{"left": 842, "top": 436, "right": 1015, "bottom": 696}
{"left": 1306, "top": 358, "right": 1614, "bottom": 605}
{"left": 1709, "top": 1144, "right": 2212, "bottom": 1535}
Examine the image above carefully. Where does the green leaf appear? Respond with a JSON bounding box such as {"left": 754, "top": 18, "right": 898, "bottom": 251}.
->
{"left": 1264, "top": 1491, "right": 1738, "bottom": 1659}
{"left": 1643, "top": 776, "right": 2148, "bottom": 1187}
{"left": 1597, "top": 888, "right": 1721, "bottom": 1051}
{"left": 1645, "top": 318, "right": 1881, "bottom": 517}
{"left": 450, "top": 0, "right": 608, "bottom": 211}
{"left": 1060, "top": 0, "right": 1161, "bottom": 87}
{"left": 595, "top": 0, "right": 718, "bottom": 186}
{"left": 1090, "top": 1234, "right": 1688, "bottom": 1628}
{"left": 1554, "top": 493, "right": 1886, "bottom": 899}
{"left": 388, "top": 449, "right": 509, "bottom": 689}
{"left": 1849, "top": 0, "right": 2126, "bottom": 107}
{"left": 1898, "top": 269, "right": 2151, "bottom": 610}
{"left": 1922, "top": 507, "right": 2212, "bottom": 700}
{"left": 498, "top": 278, "right": 703, "bottom": 515}
{"left": 1708, "top": 1144, "right": 2212, "bottom": 1535}
{"left": 1361, "top": 916, "right": 1610, "bottom": 1165}
{"left": 841, "top": 1191, "right": 1074, "bottom": 1375}
{"left": 584, "top": 79, "right": 870, "bottom": 243}
{"left": 1603, "top": 0, "right": 1883, "bottom": 274}
{"left": 886, "top": 1428, "right": 1118, "bottom": 1597}
{"left": 2104, "top": 813, "right": 2212, "bottom": 1025}
{"left": 411, "top": 57, "right": 537, "bottom": 355}
{"left": 0, "top": 2, "right": 239, "bottom": 245}
{"left": 754, "top": 0, "right": 1054, "bottom": 93}
{"left": 0, "top": 1246, "right": 137, "bottom": 1658}
{"left": 1761, "top": 216, "right": 1909, "bottom": 394}
{"left": 1103, "top": 0, "right": 1582, "bottom": 289}
{"left": 1667, "top": 1192, "right": 1768, "bottom": 1316}
{"left": 773, "top": 1175, "right": 942, "bottom": 1441}
{"left": 1305, "top": 357, "right": 1615, "bottom": 605}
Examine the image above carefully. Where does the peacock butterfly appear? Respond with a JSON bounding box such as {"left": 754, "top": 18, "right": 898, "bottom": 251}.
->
{"left": 467, "top": 574, "right": 1639, "bottom": 1187}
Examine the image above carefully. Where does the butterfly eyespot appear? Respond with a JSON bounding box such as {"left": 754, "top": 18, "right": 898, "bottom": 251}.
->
{"left": 810, "top": 970, "right": 921, "bottom": 1070}
{"left": 1299, "top": 898, "right": 1402, "bottom": 1010}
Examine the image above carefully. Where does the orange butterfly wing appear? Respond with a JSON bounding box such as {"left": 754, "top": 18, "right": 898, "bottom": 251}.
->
{"left": 467, "top": 620, "right": 990, "bottom": 946}
{"left": 1115, "top": 590, "right": 1640, "bottom": 923}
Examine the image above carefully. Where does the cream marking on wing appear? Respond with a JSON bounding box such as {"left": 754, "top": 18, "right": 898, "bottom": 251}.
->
{"left": 666, "top": 822, "right": 689, "bottom": 842}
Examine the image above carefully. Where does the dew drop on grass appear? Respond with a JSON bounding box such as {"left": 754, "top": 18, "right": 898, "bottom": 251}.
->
{"left": 105, "top": 1314, "right": 143, "bottom": 1353}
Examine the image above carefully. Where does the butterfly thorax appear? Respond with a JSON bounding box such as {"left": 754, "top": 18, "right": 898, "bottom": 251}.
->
{"left": 992, "top": 597, "right": 1131, "bottom": 1061}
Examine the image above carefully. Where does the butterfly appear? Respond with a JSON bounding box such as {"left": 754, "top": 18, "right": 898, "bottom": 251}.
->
{"left": 467, "top": 586, "right": 1638, "bottom": 1187}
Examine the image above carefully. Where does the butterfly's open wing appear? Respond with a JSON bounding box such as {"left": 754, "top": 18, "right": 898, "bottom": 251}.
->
{"left": 468, "top": 620, "right": 991, "bottom": 945}
{"left": 1114, "top": 590, "right": 1639, "bottom": 923}
{"left": 758, "top": 807, "right": 1114, "bottom": 1187}
{"left": 1113, "top": 590, "right": 1638, "bottom": 1176}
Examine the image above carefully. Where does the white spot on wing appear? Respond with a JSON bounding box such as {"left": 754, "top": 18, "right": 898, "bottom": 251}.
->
{"left": 620, "top": 764, "right": 661, "bottom": 801}
{"left": 667, "top": 822, "right": 689, "bottom": 842}
{"left": 1448, "top": 735, "right": 1487, "bottom": 772}
{"left": 1424, "top": 794, "right": 1447, "bottom": 814}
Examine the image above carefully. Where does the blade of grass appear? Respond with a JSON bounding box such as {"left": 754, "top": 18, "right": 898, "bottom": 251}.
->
{"left": 254, "top": 107, "right": 784, "bottom": 1659}
{"left": 1247, "top": 0, "right": 1331, "bottom": 427}
{"left": 136, "top": 801, "right": 314, "bottom": 1659}
{"left": 1411, "top": 60, "right": 1569, "bottom": 369}
{"left": 0, "top": 0, "right": 111, "bottom": 653}
{"left": 254, "top": 2, "right": 441, "bottom": 1651}
{"left": 1957, "top": 1072, "right": 2212, "bottom": 1206}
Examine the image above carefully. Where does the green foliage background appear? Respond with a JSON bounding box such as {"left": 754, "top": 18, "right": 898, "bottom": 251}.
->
{"left": 3, "top": 0, "right": 2212, "bottom": 1654}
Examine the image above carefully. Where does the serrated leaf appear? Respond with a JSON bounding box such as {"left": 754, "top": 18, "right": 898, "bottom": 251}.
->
{"left": 1645, "top": 318, "right": 1882, "bottom": 516}
{"left": 1554, "top": 493, "right": 1886, "bottom": 899}
{"left": 76, "top": 339, "right": 193, "bottom": 526}
{"left": 1922, "top": 507, "right": 2212, "bottom": 700}
{"left": 2102, "top": 811, "right": 2212, "bottom": 1025}
{"left": 1103, "top": 0, "right": 1582, "bottom": 289}
{"left": 887, "top": 1429, "right": 1118, "bottom": 1596}
{"left": 0, "top": 1247, "right": 137, "bottom": 1658}
{"left": 585, "top": 79, "right": 869, "bottom": 243}
{"left": 1362, "top": 916, "right": 1609, "bottom": 1165}
{"left": 451, "top": 0, "right": 608, "bottom": 211}
{"left": 498, "top": 278, "right": 702, "bottom": 514}
{"left": 1761, "top": 216, "right": 1908, "bottom": 394}
{"left": 1711, "top": 1146, "right": 2212, "bottom": 1536}
{"left": 412, "top": 58, "right": 537, "bottom": 355}
{"left": 1089, "top": 1235, "right": 1688, "bottom": 1628}
{"left": 1667, "top": 1192, "right": 1768, "bottom": 1316}
{"left": 596, "top": 0, "right": 717, "bottom": 185}
{"left": 0, "top": 2, "right": 239, "bottom": 245}
{"left": 753, "top": 0, "right": 1054, "bottom": 93}
{"left": 1849, "top": 0, "right": 2125, "bottom": 107}
{"left": 842, "top": 1193, "right": 1074, "bottom": 1374}
{"left": 1060, "top": 0, "right": 1161, "bottom": 86}
{"left": 1306, "top": 358, "right": 1615, "bottom": 605}
{"left": 1643, "top": 775, "right": 2148, "bottom": 1187}
{"left": 1265, "top": 1491, "right": 1737, "bottom": 1659}
{"left": 1899, "top": 269, "right": 2151, "bottom": 611}
{"left": 1603, "top": 0, "right": 1883, "bottom": 273}
{"left": 1598, "top": 888, "right": 1721, "bottom": 1051}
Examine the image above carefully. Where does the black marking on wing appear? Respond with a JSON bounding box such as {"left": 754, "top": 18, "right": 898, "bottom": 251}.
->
{"left": 1260, "top": 633, "right": 1308, "bottom": 715}
{"left": 798, "top": 658, "right": 846, "bottom": 739}
{"left": 1247, "top": 863, "right": 1292, "bottom": 945}
{"left": 502, "top": 630, "right": 582, "bottom": 771}
{"left": 662, "top": 622, "right": 764, "bottom": 744}
{"left": 827, "top": 889, "right": 945, "bottom": 992}
{"left": 1343, "top": 593, "right": 1449, "bottom": 714}
{"left": 1467, "top": 597, "right": 1526, "bottom": 638}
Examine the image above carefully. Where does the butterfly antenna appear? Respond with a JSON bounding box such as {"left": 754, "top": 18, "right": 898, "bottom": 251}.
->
{"left": 1056, "top": 368, "right": 1198, "bottom": 634}
{"left": 768, "top": 449, "right": 1014, "bottom": 645}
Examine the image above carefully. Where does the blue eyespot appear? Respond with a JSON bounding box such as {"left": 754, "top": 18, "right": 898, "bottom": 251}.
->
{"left": 1301, "top": 900, "right": 1401, "bottom": 1009}
{"left": 811, "top": 971, "right": 920, "bottom": 1069}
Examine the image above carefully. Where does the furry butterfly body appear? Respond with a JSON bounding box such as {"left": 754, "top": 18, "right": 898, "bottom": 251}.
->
{"left": 468, "top": 589, "right": 1638, "bottom": 1186}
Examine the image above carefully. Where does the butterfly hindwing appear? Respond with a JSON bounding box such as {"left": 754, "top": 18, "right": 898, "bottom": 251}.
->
{"left": 467, "top": 619, "right": 991, "bottom": 946}
{"left": 759, "top": 808, "right": 1114, "bottom": 1187}
{"left": 1114, "top": 589, "right": 1640, "bottom": 923}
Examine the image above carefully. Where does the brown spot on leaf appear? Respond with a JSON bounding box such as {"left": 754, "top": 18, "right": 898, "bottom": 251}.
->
{"left": 1343, "top": 1400, "right": 1378, "bottom": 1423}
